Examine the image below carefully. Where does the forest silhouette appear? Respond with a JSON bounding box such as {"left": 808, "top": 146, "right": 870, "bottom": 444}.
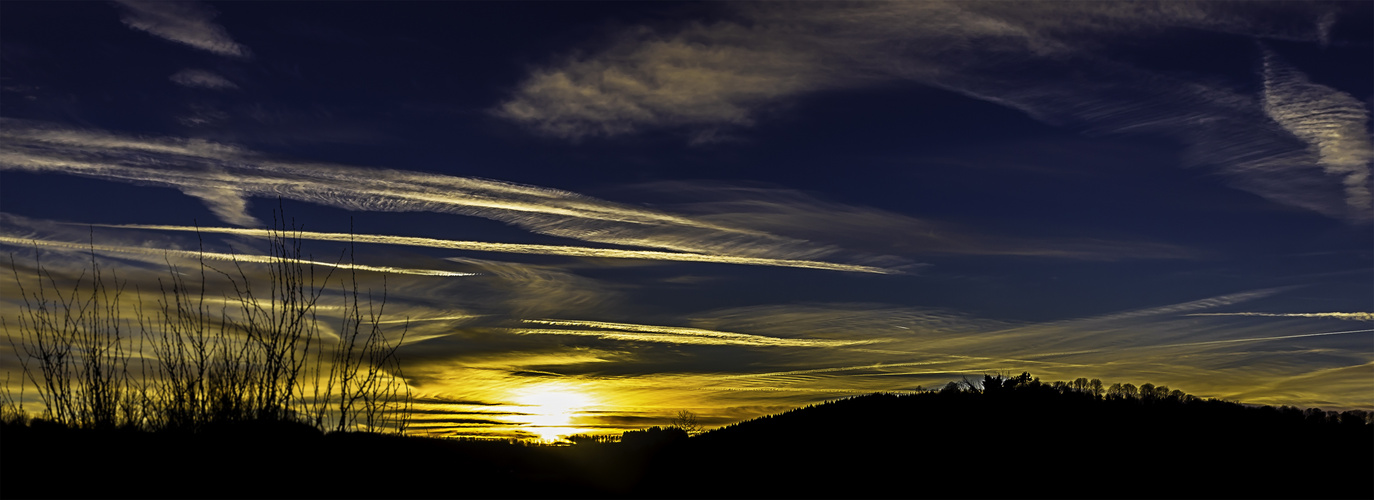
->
{"left": 1, "top": 214, "right": 1370, "bottom": 498}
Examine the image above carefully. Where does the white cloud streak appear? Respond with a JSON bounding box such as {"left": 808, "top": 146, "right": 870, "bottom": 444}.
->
{"left": 169, "top": 69, "right": 239, "bottom": 90}
{"left": 93, "top": 224, "right": 893, "bottom": 274}
{"left": 113, "top": 0, "right": 251, "bottom": 58}
{"left": 506, "top": 318, "right": 878, "bottom": 348}
{"left": 0, "top": 235, "right": 475, "bottom": 277}
{"left": 1188, "top": 312, "right": 1374, "bottom": 322}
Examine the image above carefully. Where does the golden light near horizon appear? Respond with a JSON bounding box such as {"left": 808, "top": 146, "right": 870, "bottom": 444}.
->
{"left": 511, "top": 382, "right": 600, "bottom": 442}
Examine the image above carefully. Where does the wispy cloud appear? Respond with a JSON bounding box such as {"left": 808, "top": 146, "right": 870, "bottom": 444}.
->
{"left": 1261, "top": 48, "right": 1373, "bottom": 220}
{"left": 498, "top": 1, "right": 1370, "bottom": 223}
{"left": 688, "top": 303, "right": 1012, "bottom": 338}
{"left": 92, "top": 224, "right": 895, "bottom": 274}
{"left": 0, "top": 235, "right": 474, "bottom": 277}
{"left": 633, "top": 182, "right": 1200, "bottom": 261}
{"left": 0, "top": 120, "right": 878, "bottom": 266}
{"left": 0, "top": 121, "right": 1202, "bottom": 266}
{"left": 169, "top": 68, "right": 238, "bottom": 90}
{"left": 496, "top": 1, "right": 1339, "bottom": 138}
{"left": 1188, "top": 312, "right": 1374, "bottom": 322}
{"left": 492, "top": 18, "right": 852, "bottom": 141}
{"left": 512, "top": 319, "right": 878, "bottom": 348}
{"left": 1003, "top": 327, "right": 1374, "bottom": 359}
{"left": 113, "top": 0, "right": 251, "bottom": 58}
{"left": 1079, "top": 288, "right": 1292, "bottom": 323}
{"left": 712, "top": 359, "right": 965, "bottom": 380}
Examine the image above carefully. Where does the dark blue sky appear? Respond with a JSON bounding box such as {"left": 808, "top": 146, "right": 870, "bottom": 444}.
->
{"left": 1, "top": 1, "right": 1370, "bottom": 439}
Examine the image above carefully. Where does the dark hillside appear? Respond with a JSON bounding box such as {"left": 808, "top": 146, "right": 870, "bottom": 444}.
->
{"left": 3, "top": 373, "right": 1370, "bottom": 499}
{"left": 651, "top": 375, "right": 1372, "bottom": 499}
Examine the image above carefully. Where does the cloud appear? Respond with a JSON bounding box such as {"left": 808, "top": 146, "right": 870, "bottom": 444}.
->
{"left": 180, "top": 184, "right": 257, "bottom": 226}
{"left": 1262, "top": 48, "right": 1373, "bottom": 220}
{"left": 634, "top": 182, "right": 1200, "bottom": 261}
{"left": 916, "top": 288, "right": 1296, "bottom": 361}
{"left": 438, "top": 257, "right": 621, "bottom": 319}
{"left": 1078, "top": 288, "right": 1292, "bottom": 323}
{"left": 1188, "top": 312, "right": 1374, "bottom": 322}
{"left": 0, "top": 120, "right": 870, "bottom": 265}
{"left": 95, "top": 223, "right": 894, "bottom": 274}
{"left": 998, "top": 327, "right": 1374, "bottom": 360}
{"left": 688, "top": 303, "right": 1013, "bottom": 339}
{"left": 1153, "top": 327, "right": 1373, "bottom": 348}
{"left": 712, "top": 359, "right": 967, "bottom": 380}
{"left": 1220, "top": 362, "right": 1374, "bottom": 409}
{"left": 0, "top": 121, "right": 1202, "bottom": 267}
{"left": 0, "top": 234, "right": 475, "bottom": 277}
{"left": 169, "top": 68, "right": 239, "bottom": 90}
{"left": 113, "top": 0, "right": 251, "bottom": 58}
{"left": 492, "top": 19, "right": 852, "bottom": 140}
{"left": 498, "top": 2, "right": 1370, "bottom": 223}
{"left": 495, "top": 1, "right": 1336, "bottom": 139}
{"left": 511, "top": 319, "right": 878, "bottom": 348}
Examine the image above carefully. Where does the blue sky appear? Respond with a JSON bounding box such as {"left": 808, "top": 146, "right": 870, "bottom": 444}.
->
{"left": 1, "top": 1, "right": 1370, "bottom": 440}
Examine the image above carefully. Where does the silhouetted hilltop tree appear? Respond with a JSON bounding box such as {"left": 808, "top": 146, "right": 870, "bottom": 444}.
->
{"left": 670, "top": 409, "right": 702, "bottom": 436}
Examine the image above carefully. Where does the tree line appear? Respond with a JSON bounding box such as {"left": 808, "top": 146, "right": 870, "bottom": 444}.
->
{"left": 949, "top": 371, "right": 1371, "bottom": 426}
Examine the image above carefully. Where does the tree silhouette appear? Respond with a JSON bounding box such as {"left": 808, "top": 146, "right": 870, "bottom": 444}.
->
{"left": 1122, "top": 383, "right": 1138, "bottom": 399}
{"left": 1139, "top": 383, "right": 1156, "bottom": 401}
{"left": 670, "top": 409, "right": 701, "bottom": 436}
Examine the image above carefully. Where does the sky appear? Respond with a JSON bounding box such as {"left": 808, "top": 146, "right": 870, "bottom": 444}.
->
{"left": 1, "top": 1, "right": 1371, "bottom": 441}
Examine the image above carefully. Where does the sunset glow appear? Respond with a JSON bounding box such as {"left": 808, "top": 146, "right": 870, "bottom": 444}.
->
{"left": 1, "top": 0, "right": 1370, "bottom": 444}
{"left": 512, "top": 383, "right": 599, "bottom": 442}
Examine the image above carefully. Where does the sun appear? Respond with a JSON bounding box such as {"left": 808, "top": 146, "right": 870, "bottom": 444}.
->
{"left": 512, "top": 383, "right": 597, "bottom": 442}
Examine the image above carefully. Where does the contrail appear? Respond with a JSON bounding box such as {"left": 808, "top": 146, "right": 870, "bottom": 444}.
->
{"left": 1188, "top": 312, "right": 1374, "bottom": 322}
{"left": 0, "top": 236, "right": 475, "bottom": 277}
{"left": 1020, "top": 328, "right": 1374, "bottom": 359}
{"left": 94, "top": 224, "right": 895, "bottom": 274}
{"left": 1159, "top": 328, "right": 1374, "bottom": 347}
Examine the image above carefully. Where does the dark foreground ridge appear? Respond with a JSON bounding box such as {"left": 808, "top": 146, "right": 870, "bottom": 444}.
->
{"left": 3, "top": 373, "right": 1371, "bottom": 499}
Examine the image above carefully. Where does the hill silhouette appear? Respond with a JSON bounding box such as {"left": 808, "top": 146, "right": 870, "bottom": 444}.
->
{"left": 3, "top": 373, "right": 1370, "bottom": 499}
{"left": 663, "top": 373, "right": 1372, "bottom": 498}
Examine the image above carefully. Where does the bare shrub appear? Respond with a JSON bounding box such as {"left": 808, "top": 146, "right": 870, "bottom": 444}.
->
{"left": 3, "top": 212, "right": 413, "bottom": 434}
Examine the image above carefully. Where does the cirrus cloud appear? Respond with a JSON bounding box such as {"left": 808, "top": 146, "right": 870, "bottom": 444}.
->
{"left": 113, "top": 0, "right": 251, "bottom": 58}
{"left": 169, "top": 68, "right": 239, "bottom": 90}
